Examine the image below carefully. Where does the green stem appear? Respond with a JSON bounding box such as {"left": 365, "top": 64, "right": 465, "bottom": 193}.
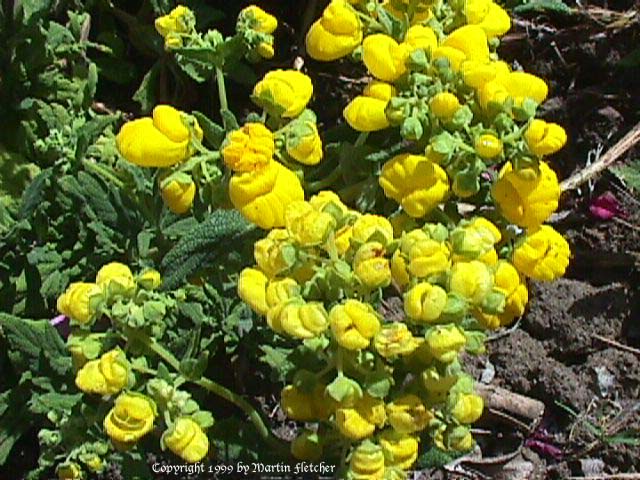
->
{"left": 83, "top": 160, "right": 124, "bottom": 189}
{"left": 305, "top": 165, "right": 343, "bottom": 192}
{"left": 354, "top": 132, "right": 369, "bottom": 147}
{"left": 215, "top": 67, "right": 228, "bottom": 113}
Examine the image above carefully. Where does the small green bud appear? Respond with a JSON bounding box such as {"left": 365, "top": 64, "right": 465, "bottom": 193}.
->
{"left": 401, "top": 117, "right": 423, "bottom": 141}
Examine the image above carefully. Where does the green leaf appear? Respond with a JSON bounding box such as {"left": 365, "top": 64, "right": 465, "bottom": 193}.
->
{"left": 364, "top": 371, "right": 393, "bottom": 399}
{"left": 513, "top": 0, "right": 573, "bottom": 14}
{"left": 221, "top": 109, "right": 239, "bottom": 131}
{"left": 133, "top": 63, "right": 161, "bottom": 113}
{"left": 326, "top": 375, "right": 363, "bottom": 403}
{"left": 192, "top": 111, "right": 225, "bottom": 148}
{"left": 611, "top": 159, "right": 640, "bottom": 194}
{"left": 20, "top": 0, "right": 52, "bottom": 23}
{"left": 0, "top": 388, "right": 32, "bottom": 465}
{"left": 0, "top": 313, "right": 72, "bottom": 375}
{"left": 179, "top": 351, "right": 209, "bottom": 380}
{"left": 29, "top": 392, "right": 82, "bottom": 415}
{"left": 259, "top": 345, "right": 295, "bottom": 380}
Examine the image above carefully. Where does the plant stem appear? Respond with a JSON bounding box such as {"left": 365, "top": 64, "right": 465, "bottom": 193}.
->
{"left": 354, "top": 132, "right": 369, "bottom": 147}
{"left": 83, "top": 160, "right": 124, "bottom": 189}
{"left": 306, "top": 165, "right": 343, "bottom": 192}
{"left": 215, "top": 67, "right": 229, "bottom": 113}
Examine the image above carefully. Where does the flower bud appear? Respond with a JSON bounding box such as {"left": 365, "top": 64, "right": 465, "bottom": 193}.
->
{"left": 137, "top": 269, "right": 162, "bottom": 290}
{"left": 449, "top": 261, "right": 493, "bottom": 305}
{"left": 161, "top": 177, "right": 196, "bottom": 214}
{"left": 451, "top": 393, "right": 484, "bottom": 424}
{"left": 430, "top": 92, "right": 461, "bottom": 121}
{"left": 285, "top": 114, "right": 323, "bottom": 165}
{"left": 57, "top": 462, "right": 82, "bottom": 480}
{"left": 404, "top": 282, "right": 448, "bottom": 323}
{"left": 425, "top": 325, "right": 467, "bottom": 363}
{"left": 285, "top": 200, "right": 336, "bottom": 247}
{"left": 162, "top": 417, "right": 209, "bottom": 463}
{"left": 344, "top": 81, "right": 395, "bottom": 132}
{"left": 238, "top": 268, "right": 269, "bottom": 315}
{"left": 352, "top": 214, "right": 394, "bottom": 246}
{"left": 524, "top": 119, "right": 567, "bottom": 156}
{"left": 254, "top": 229, "right": 296, "bottom": 278}
{"left": 421, "top": 367, "right": 458, "bottom": 393}
{"left": 353, "top": 242, "right": 391, "bottom": 289}
{"left": 347, "top": 441, "right": 385, "bottom": 479}
{"left": 238, "top": 5, "right": 278, "bottom": 34}
{"left": 57, "top": 282, "right": 103, "bottom": 325}
{"left": 474, "top": 134, "right": 503, "bottom": 159}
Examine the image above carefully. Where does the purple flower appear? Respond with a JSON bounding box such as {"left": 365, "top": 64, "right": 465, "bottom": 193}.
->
{"left": 50, "top": 314, "right": 70, "bottom": 339}
{"left": 525, "top": 427, "right": 564, "bottom": 460}
{"left": 589, "top": 191, "right": 625, "bottom": 220}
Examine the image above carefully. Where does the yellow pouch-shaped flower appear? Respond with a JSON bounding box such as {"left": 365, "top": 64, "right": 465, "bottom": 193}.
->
{"left": 291, "top": 431, "right": 323, "bottom": 461}
{"left": 353, "top": 242, "right": 392, "bottom": 289}
{"left": 57, "top": 282, "right": 103, "bottom": 324}
{"left": 513, "top": 225, "right": 570, "bottom": 281}
{"left": 254, "top": 228, "right": 296, "bottom": 278}
{"left": 336, "top": 394, "right": 386, "bottom": 440}
{"left": 285, "top": 200, "right": 336, "bottom": 247}
{"left": 352, "top": 214, "right": 394, "bottom": 245}
{"left": 480, "top": 71, "right": 548, "bottom": 109}
{"left": 306, "top": 0, "right": 362, "bottom": 61}
{"left": 492, "top": 161, "right": 560, "bottom": 228}
{"left": 438, "top": 25, "right": 490, "bottom": 65}
{"left": 452, "top": 393, "right": 484, "bottom": 424}
{"left": 465, "top": 0, "right": 510, "bottom": 38}
{"left": 525, "top": 119, "right": 567, "bottom": 156}
{"left": 238, "top": 268, "right": 269, "bottom": 315}
{"left": 374, "top": 323, "right": 420, "bottom": 358}
{"left": 430, "top": 92, "right": 461, "bottom": 121}
{"left": 281, "top": 384, "right": 333, "bottom": 421}
{"left": 229, "top": 161, "right": 304, "bottom": 230}
{"left": 162, "top": 417, "right": 209, "bottom": 463}
{"left": 161, "top": 178, "right": 196, "bottom": 214}
{"left": 286, "top": 117, "right": 323, "bottom": 165}
{"left": 362, "top": 34, "right": 408, "bottom": 82}
{"left": 492, "top": 260, "right": 528, "bottom": 323}
{"left": 329, "top": 299, "right": 381, "bottom": 350}
{"left": 386, "top": 394, "right": 432, "bottom": 434}
{"left": 222, "top": 123, "right": 274, "bottom": 172}
{"left": 104, "top": 392, "right": 157, "bottom": 444}
{"left": 403, "top": 25, "right": 437, "bottom": 54}
{"left": 238, "top": 5, "right": 278, "bottom": 34}
{"left": 343, "top": 81, "right": 395, "bottom": 132}
{"left": 279, "top": 300, "right": 329, "bottom": 339}
{"left": 379, "top": 154, "right": 449, "bottom": 218}
{"left": 57, "top": 462, "right": 82, "bottom": 480}
{"left": 75, "top": 348, "right": 132, "bottom": 396}
{"left": 116, "top": 105, "right": 202, "bottom": 168}
{"left": 137, "top": 269, "right": 162, "bottom": 290}
{"left": 404, "top": 282, "right": 448, "bottom": 323}
{"left": 347, "top": 441, "right": 385, "bottom": 479}
{"left": 425, "top": 325, "right": 467, "bottom": 363}
{"left": 449, "top": 260, "right": 493, "bottom": 305}
{"left": 379, "top": 430, "right": 419, "bottom": 470}
{"left": 474, "top": 134, "right": 503, "bottom": 159}
{"left": 252, "top": 70, "right": 314, "bottom": 118}
{"left": 96, "top": 262, "right": 135, "bottom": 296}
{"left": 155, "top": 6, "right": 194, "bottom": 38}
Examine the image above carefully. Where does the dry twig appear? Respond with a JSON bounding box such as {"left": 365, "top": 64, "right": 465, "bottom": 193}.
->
{"left": 593, "top": 334, "right": 640, "bottom": 356}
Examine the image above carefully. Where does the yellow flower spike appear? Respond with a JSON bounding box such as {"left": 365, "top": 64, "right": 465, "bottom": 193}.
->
{"left": 75, "top": 348, "right": 132, "bottom": 396}
{"left": 449, "top": 260, "right": 493, "bottom": 305}
{"left": 525, "top": 119, "right": 568, "bottom": 156}
{"left": 512, "top": 225, "right": 571, "bottom": 281}
{"left": 362, "top": 34, "right": 408, "bottom": 82}
{"left": 285, "top": 200, "right": 336, "bottom": 247}
{"left": 291, "top": 431, "right": 323, "bottom": 461}
{"left": 161, "top": 178, "right": 196, "bottom": 214}
{"left": 374, "top": 323, "right": 420, "bottom": 358}
{"left": 440, "top": 25, "right": 490, "bottom": 63}
{"left": 162, "top": 417, "right": 209, "bottom": 463}
{"left": 57, "top": 282, "right": 103, "bottom": 324}
{"left": 379, "top": 154, "right": 449, "bottom": 218}
{"left": 238, "top": 268, "right": 269, "bottom": 315}
{"left": 254, "top": 228, "right": 296, "bottom": 278}
{"left": 386, "top": 394, "right": 432, "bottom": 434}
{"left": 229, "top": 161, "right": 304, "bottom": 230}
{"left": 252, "top": 70, "right": 314, "bottom": 118}
{"left": 474, "top": 134, "right": 503, "bottom": 159}
{"left": 347, "top": 440, "right": 385, "bottom": 479}
{"left": 306, "top": 0, "right": 363, "bottom": 61}
{"left": 104, "top": 392, "right": 157, "bottom": 445}
{"left": 403, "top": 25, "right": 437, "bottom": 54}
{"left": 239, "top": 5, "right": 278, "bottom": 34}
{"left": 280, "top": 300, "right": 329, "bottom": 339}
{"left": 155, "top": 5, "right": 194, "bottom": 38}
{"left": 116, "top": 105, "right": 202, "bottom": 168}
{"left": 352, "top": 214, "right": 394, "bottom": 246}
{"left": 452, "top": 393, "right": 484, "bottom": 424}
{"left": 329, "top": 299, "right": 381, "bottom": 350}
{"left": 379, "top": 430, "right": 419, "bottom": 470}
{"left": 429, "top": 92, "right": 461, "bottom": 121}
{"left": 492, "top": 161, "right": 560, "bottom": 228}
{"left": 425, "top": 325, "right": 467, "bottom": 363}
{"left": 286, "top": 120, "right": 323, "bottom": 165}
{"left": 222, "top": 123, "right": 275, "bottom": 172}
{"left": 353, "top": 242, "right": 392, "bottom": 289}
{"left": 404, "top": 282, "right": 448, "bottom": 323}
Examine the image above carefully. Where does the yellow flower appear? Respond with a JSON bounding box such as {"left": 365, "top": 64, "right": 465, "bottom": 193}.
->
{"left": 434, "top": 25, "right": 490, "bottom": 70}
{"left": 451, "top": 217, "right": 501, "bottom": 261}
{"left": 306, "top": 0, "right": 363, "bottom": 61}
{"left": 335, "top": 225, "right": 354, "bottom": 255}
{"left": 386, "top": 394, "right": 432, "bottom": 433}
{"left": 279, "top": 300, "right": 330, "bottom": 339}
{"left": 343, "top": 81, "right": 395, "bottom": 132}
{"left": 403, "top": 25, "right": 437, "bottom": 54}
{"left": 265, "top": 278, "right": 300, "bottom": 309}
{"left": 229, "top": 161, "right": 304, "bottom": 229}
{"left": 465, "top": 0, "right": 511, "bottom": 38}
{"left": 353, "top": 242, "right": 392, "bottom": 289}
{"left": 238, "top": 5, "right": 278, "bottom": 34}
{"left": 254, "top": 228, "right": 296, "bottom": 278}
{"left": 474, "top": 134, "right": 503, "bottom": 159}
{"left": 461, "top": 60, "right": 507, "bottom": 89}
{"left": 362, "top": 34, "right": 408, "bottom": 82}
{"left": 309, "top": 190, "right": 349, "bottom": 216}
{"left": 286, "top": 118, "right": 323, "bottom": 165}
{"left": 222, "top": 123, "right": 274, "bottom": 172}
{"left": 479, "top": 71, "right": 548, "bottom": 109}
{"left": 404, "top": 282, "right": 448, "bottom": 323}
{"left": 57, "top": 462, "right": 82, "bottom": 480}
{"left": 379, "top": 430, "right": 419, "bottom": 470}
{"left": 449, "top": 261, "right": 493, "bottom": 305}
{"left": 492, "top": 161, "right": 560, "bottom": 228}
{"left": 379, "top": 154, "right": 449, "bottom": 218}
{"left": 291, "top": 431, "right": 323, "bottom": 461}
{"left": 96, "top": 262, "right": 136, "bottom": 298}
{"left": 452, "top": 393, "right": 484, "bottom": 424}
{"left": 435, "top": 426, "right": 474, "bottom": 452}
{"left": 421, "top": 367, "right": 458, "bottom": 393}
{"left": 430, "top": 92, "right": 461, "bottom": 121}
{"left": 336, "top": 395, "right": 386, "bottom": 440}
{"left": 104, "top": 392, "right": 157, "bottom": 445}
{"left": 75, "top": 348, "right": 132, "bottom": 396}
{"left": 425, "top": 325, "right": 467, "bottom": 363}
{"left": 281, "top": 384, "right": 333, "bottom": 421}
{"left": 256, "top": 41, "right": 275, "bottom": 59}
{"left": 285, "top": 200, "right": 336, "bottom": 247}
{"left": 352, "top": 214, "right": 394, "bottom": 246}
{"left": 155, "top": 6, "right": 194, "bottom": 38}
{"left": 161, "top": 177, "right": 196, "bottom": 214}
{"left": 480, "top": 261, "right": 528, "bottom": 326}
{"left": 525, "top": 119, "right": 568, "bottom": 156}
{"left": 374, "top": 322, "right": 420, "bottom": 358}
{"left": 512, "top": 225, "right": 570, "bottom": 281}
{"left": 238, "top": 268, "right": 269, "bottom": 315}
{"left": 383, "top": 0, "right": 433, "bottom": 24}
{"left": 162, "top": 417, "right": 209, "bottom": 463}
{"left": 329, "top": 299, "right": 381, "bottom": 350}
{"left": 116, "top": 105, "right": 202, "bottom": 168}
{"left": 81, "top": 454, "right": 104, "bottom": 473}
{"left": 137, "top": 269, "right": 162, "bottom": 290}
{"left": 252, "top": 70, "right": 314, "bottom": 118}
{"left": 347, "top": 441, "right": 385, "bottom": 479}
{"left": 408, "top": 237, "right": 451, "bottom": 279}
{"left": 57, "top": 282, "right": 103, "bottom": 324}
